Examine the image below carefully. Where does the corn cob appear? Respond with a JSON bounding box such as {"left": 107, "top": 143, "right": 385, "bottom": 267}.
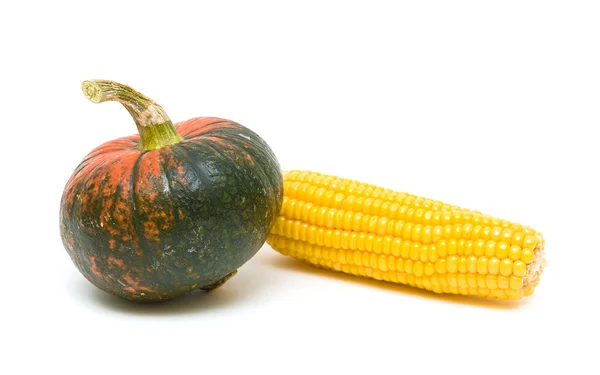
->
{"left": 266, "top": 170, "right": 545, "bottom": 300}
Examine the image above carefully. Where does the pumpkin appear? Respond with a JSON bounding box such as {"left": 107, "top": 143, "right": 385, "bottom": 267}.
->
{"left": 60, "top": 80, "right": 283, "bottom": 302}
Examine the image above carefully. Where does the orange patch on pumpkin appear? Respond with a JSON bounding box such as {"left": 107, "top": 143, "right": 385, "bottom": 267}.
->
{"left": 88, "top": 256, "right": 103, "bottom": 279}
{"left": 136, "top": 151, "right": 162, "bottom": 202}
{"left": 88, "top": 151, "right": 141, "bottom": 253}
{"left": 122, "top": 272, "right": 155, "bottom": 293}
{"left": 244, "top": 153, "right": 255, "bottom": 165}
{"left": 107, "top": 256, "right": 124, "bottom": 268}
{"left": 129, "top": 151, "right": 177, "bottom": 244}
{"left": 176, "top": 117, "right": 240, "bottom": 139}
{"left": 143, "top": 221, "right": 161, "bottom": 242}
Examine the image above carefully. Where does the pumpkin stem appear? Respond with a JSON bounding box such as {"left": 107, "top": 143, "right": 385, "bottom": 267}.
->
{"left": 81, "top": 80, "right": 183, "bottom": 151}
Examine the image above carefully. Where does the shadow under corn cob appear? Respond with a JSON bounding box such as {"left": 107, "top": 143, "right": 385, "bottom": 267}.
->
{"left": 266, "top": 170, "right": 545, "bottom": 300}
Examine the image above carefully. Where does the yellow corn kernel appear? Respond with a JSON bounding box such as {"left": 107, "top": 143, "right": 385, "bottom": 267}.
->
{"left": 495, "top": 242, "right": 509, "bottom": 259}
{"left": 413, "top": 262, "right": 424, "bottom": 277}
{"left": 419, "top": 245, "right": 429, "bottom": 263}
{"left": 431, "top": 274, "right": 440, "bottom": 287}
{"left": 485, "top": 241, "right": 496, "bottom": 258}
{"left": 400, "top": 241, "right": 411, "bottom": 259}
{"left": 386, "top": 219, "right": 396, "bottom": 236}
{"left": 473, "top": 239, "right": 486, "bottom": 256}
{"left": 523, "top": 235, "right": 537, "bottom": 249}
{"left": 428, "top": 244, "right": 439, "bottom": 262}
{"left": 506, "top": 288, "right": 524, "bottom": 300}
{"left": 509, "top": 245, "right": 522, "bottom": 261}
{"left": 491, "top": 227, "right": 503, "bottom": 242}
{"left": 513, "top": 261, "right": 527, "bottom": 277}
{"left": 457, "top": 274, "right": 468, "bottom": 288}
{"left": 373, "top": 199, "right": 384, "bottom": 216}
{"left": 439, "top": 275, "right": 449, "bottom": 288}
{"left": 414, "top": 208, "right": 426, "bottom": 223}
{"left": 393, "top": 220, "right": 405, "bottom": 237}
{"left": 424, "top": 262, "right": 436, "bottom": 276}
{"left": 447, "top": 274, "right": 458, "bottom": 288}
{"left": 403, "top": 222, "right": 414, "bottom": 239}
{"left": 316, "top": 207, "right": 328, "bottom": 227}
{"left": 414, "top": 276, "right": 426, "bottom": 289}
{"left": 448, "top": 239, "right": 458, "bottom": 255}
{"left": 498, "top": 275, "right": 509, "bottom": 289}
{"left": 510, "top": 275, "right": 523, "bottom": 290}
{"left": 513, "top": 232, "right": 525, "bottom": 246}
{"left": 467, "top": 274, "right": 478, "bottom": 288}
{"left": 378, "top": 255, "right": 388, "bottom": 271}
{"left": 488, "top": 257, "right": 500, "bottom": 275}
{"left": 443, "top": 224, "right": 453, "bottom": 239}
{"left": 396, "top": 258, "right": 404, "bottom": 272}
{"left": 391, "top": 238, "right": 401, "bottom": 256}
{"left": 490, "top": 289, "right": 506, "bottom": 299}
{"left": 372, "top": 269, "right": 382, "bottom": 280}
{"left": 423, "top": 210, "right": 433, "bottom": 224}
{"left": 457, "top": 239, "right": 466, "bottom": 255}
{"left": 412, "top": 224, "right": 423, "bottom": 242}
{"left": 352, "top": 212, "right": 363, "bottom": 232}
{"left": 435, "top": 259, "right": 447, "bottom": 274}
{"left": 432, "top": 226, "right": 444, "bottom": 242}
{"left": 486, "top": 275, "right": 498, "bottom": 290}
{"left": 458, "top": 257, "right": 468, "bottom": 273}
{"left": 477, "top": 274, "right": 487, "bottom": 288}
{"left": 481, "top": 227, "right": 491, "bottom": 240}
{"left": 441, "top": 211, "right": 453, "bottom": 225}
{"left": 477, "top": 257, "right": 489, "bottom": 275}
{"left": 437, "top": 240, "right": 448, "bottom": 257}
{"left": 379, "top": 200, "right": 390, "bottom": 216}
{"left": 373, "top": 236, "right": 384, "bottom": 254}
{"left": 382, "top": 236, "right": 392, "bottom": 255}
{"left": 422, "top": 276, "right": 433, "bottom": 290}
{"left": 422, "top": 226, "right": 432, "bottom": 244}
{"left": 462, "top": 223, "right": 473, "bottom": 239}
{"left": 466, "top": 255, "right": 478, "bottom": 273}
{"left": 387, "top": 255, "right": 396, "bottom": 271}
{"left": 501, "top": 228, "right": 514, "bottom": 242}
{"left": 409, "top": 242, "right": 421, "bottom": 260}
{"left": 446, "top": 255, "right": 459, "bottom": 273}
{"left": 500, "top": 258, "right": 513, "bottom": 276}
{"left": 349, "top": 232, "right": 358, "bottom": 250}
{"left": 521, "top": 248, "right": 534, "bottom": 264}
{"left": 334, "top": 210, "right": 344, "bottom": 230}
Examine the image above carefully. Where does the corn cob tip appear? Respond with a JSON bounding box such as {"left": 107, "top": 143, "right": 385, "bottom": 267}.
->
{"left": 522, "top": 235, "right": 545, "bottom": 296}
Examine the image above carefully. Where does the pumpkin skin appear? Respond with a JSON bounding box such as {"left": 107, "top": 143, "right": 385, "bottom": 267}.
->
{"left": 60, "top": 117, "right": 283, "bottom": 302}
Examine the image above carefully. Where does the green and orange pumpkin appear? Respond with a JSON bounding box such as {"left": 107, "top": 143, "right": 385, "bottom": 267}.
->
{"left": 60, "top": 80, "right": 283, "bottom": 302}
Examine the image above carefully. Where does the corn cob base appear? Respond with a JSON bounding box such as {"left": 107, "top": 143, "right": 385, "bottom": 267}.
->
{"left": 266, "top": 170, "right": 546, "bottom": 301}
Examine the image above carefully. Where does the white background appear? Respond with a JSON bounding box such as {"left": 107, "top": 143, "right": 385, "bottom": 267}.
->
{"left": 1, "top": 1, "right": 599, "bottom": 374}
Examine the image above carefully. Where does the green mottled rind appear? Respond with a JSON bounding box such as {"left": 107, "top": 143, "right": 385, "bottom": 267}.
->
{"left": 60, "top": 117, "right": 283, "bottom": 302}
